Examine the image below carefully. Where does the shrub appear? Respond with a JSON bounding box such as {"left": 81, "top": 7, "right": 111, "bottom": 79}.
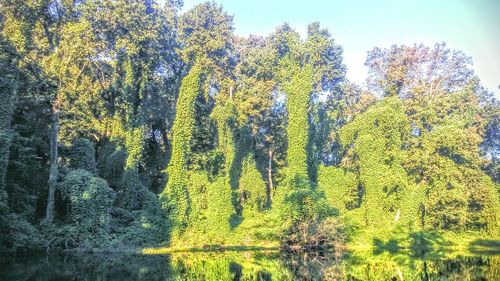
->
{"left": 96, "top": 141, "right": 117, "bottom": 177}
{"left": 103, "top": 150, "right": 127, "bottom": 189}
{"left": 1, "top": 213, "right": 44, "bottom": 253}
{"left": 282, "top": 216, "right": 346, "bottom": 252}
{"left": 239, "top": 155, "right": 267, "bottom": 212}
{"left": 58, "top": 169, "right": 115, "bottom": 248}
{"left": 68, "top": 138, "right": 96, "bottom": 174}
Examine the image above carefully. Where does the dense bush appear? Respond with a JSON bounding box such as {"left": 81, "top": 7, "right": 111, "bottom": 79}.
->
{"left": 68, "top": 138, "right": 96, "bottom": 174}
{"left": 103, "top": 150, "right": 127, "bottom": 189}
{"left": 1, "top": 213, "right": 44, "bottom": 253}
{"left": 109, "top": 197, "right": 167, "bottom": 247}
{"left": 239, "top": 155, "right": 267, "bottom": 212}
{"left": 58, "top": 169, "right": 115, "bottom": 248}
{"left": 282, "top": 216, "right": 345, "bottom": 251}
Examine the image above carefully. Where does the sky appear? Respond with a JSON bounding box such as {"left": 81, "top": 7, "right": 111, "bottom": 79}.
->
{"left": 174, "top": 0, "right": 499, "bottom": 95}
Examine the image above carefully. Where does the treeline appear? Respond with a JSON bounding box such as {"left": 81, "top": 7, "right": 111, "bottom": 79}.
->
{"left": 0, "top": 1, "right": 498, "bottom": 253}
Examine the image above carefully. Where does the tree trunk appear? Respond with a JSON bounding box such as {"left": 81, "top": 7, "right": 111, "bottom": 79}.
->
{"left": 45, "top": 102, "right": 59, "bottom": 222}
{"left": 0, "top": 88, "right": 15, "bottom": 211}
{"left": 267, "top": 147, "right": 273, "bottom": 201}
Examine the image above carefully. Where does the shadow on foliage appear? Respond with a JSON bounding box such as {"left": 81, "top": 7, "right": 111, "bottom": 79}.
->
{"left": 468, "top": 239, "right": 500, "bottom": 256}
{"left": 372, "top": 238, "right": 401, "bottom": 255}
{"left": 408, "top": 231, "right": 451, "bottom": 259}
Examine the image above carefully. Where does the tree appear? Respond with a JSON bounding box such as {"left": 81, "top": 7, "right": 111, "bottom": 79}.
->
{"left": 365, "top": 42, "right": 475, "bottom": 98}
{"left": 163, "top": 2, "right": 238, "bottom": 235}
{"left": 335, "top": 97, "right": 412, "bottom": 230}
{"left": 282, "top": 60, "right": 314, "bottom": 179}
{"left": 178, "top": 1, "right": 236, "bottom": 77}
{"left": 1, "top": 0, "right": 100, "bottom": 222}
{"left": 0, "top": 35, "right": 19, "bottom": 214}
{"left": 68, "top": 138, "right": 96, "bottom": 174}
{"left": 316, "top": 81, "right": 376, "bottom": 166}
{"left": 304, "top": 22, "right": 346, "bottom": 92}
{"left": 405, "top": 86, "right": 499, "bottom": 232}
{"left": 363, "top": 43, "right": 500, "bottom": 234}
{"left": 161, "top": 63, "right": 203, "bottom": 232}
{"left": 234, "top": 35, "right": 281, "bottom": 201}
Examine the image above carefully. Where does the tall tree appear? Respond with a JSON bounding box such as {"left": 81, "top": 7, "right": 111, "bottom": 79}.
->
{"left": 0, "top": 35, "right": 19, "bottom": 216}
{"left": 161, "top": 63, "right": 203, "bottom": 232}
{"left": 163, "top": 1, "right": 238, "bottom": 233}
{"left": 234, "top": 35, "right": 281, "bottom": 200}
{"left": 365, "top": 42, "right": 474, "bottom": 98}
{"left": 364, "top": 43, "right": 500, "bottom": 233}
{"left": 1, "top": 0, "right": 88, "bottom": 221}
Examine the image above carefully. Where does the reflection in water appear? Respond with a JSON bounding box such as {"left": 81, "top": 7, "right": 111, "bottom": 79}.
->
{"left": 1, "top": 250, "right": 498, "bottom": 280}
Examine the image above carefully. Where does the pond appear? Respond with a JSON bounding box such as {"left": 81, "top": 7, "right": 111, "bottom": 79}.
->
{"left": 1, "top": 249, "right": 498, "bottom": 280}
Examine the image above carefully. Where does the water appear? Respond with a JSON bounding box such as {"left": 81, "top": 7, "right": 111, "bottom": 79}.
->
{"left": 1, "top": 250, "right": 498, "bottom": 280}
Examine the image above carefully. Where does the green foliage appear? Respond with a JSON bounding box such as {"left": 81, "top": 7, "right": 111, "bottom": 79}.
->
{"left": 110, "top": 193, "right": 167, "bottom": 248}
{"left": 68, "top": 138, "right": 96, "bottom": 174}
{"left": 405, "top": 89, "right": 500, "bottom": 234}
{"left": 117, "top": 169, "right": 146, "bottom": 210}
{"left": 339, "top": 97, "right": 411, "bottom": 228}
{"left": 278, "top": 176, "right": 335, "bottom": 228}
{"left": 304, "top": 22, "right": 346, "bottom": 92}
{"left": 279, "top": 56, "right": 340, "bottom": 243}
{"left": 1, "top": 213, "right": 44, "bottom": 253}
{"left": 103, "top": 150, "right": 127, "bottom": 189}
{"left": 60, "top": 170, "right": 114, "bottom": 226}
{"left": 123, "top": 127, "right": 146, "bottom": 169}
{"left": 0, "top": 0, "right": 498, "bottom": 254}
{"left": 320, "top": 93, "right": 499, "bottom": 245}
{"left": 239, "top": 155, "right": 267, "bottom": 212}
{"left": 211, "top": 98, "right": 237, "bottom": 177}
{"left": 0, "top": 34, "right": 18, "bottom": 213}
{"left": 179, "top": 1, "right": 235, "bottom": 73}
{"left": 161, "top": 63, "right": 203, "bottom": 233}
{"left": 58, "top": 169, "right": 115, "bottom": 248}
{"left": 317, "top": 165, "right": 358, "bottom": 212}
{"left": 206, "top": 176, "right": 236, "bottom": 233}
{"left": 283, "top": 61, "right": 314, "bottom": 179}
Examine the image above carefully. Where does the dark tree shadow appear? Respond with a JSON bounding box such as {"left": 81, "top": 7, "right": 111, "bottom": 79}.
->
{"left": 372, "top": 238, "right": 401, "bottom": 255}
{"left": 468, "top": 239, "right": 500, "bottom": 256}
{"left": 229, "top": 262, "right": 243, "bottom": 280}
{"left": 409, "top": 231, "right": 452, "bottom": 259}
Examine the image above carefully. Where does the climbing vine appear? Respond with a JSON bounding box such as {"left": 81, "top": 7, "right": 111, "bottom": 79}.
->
{"left": 161, "top": 63, "right": 203, "bottom": 233}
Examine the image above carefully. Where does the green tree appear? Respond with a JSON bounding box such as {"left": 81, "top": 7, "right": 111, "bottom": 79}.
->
{"left": 161, "top": 63, "right": 203, "bottom": 233}
{"left": 335, "top": 97, "right": 414, "bottom": 233}
{"left": 0, "top": 35, "right": 18, "bottom": 214}
{"left": 59, "top": 169, "right": 115, "bottom": 248}
{"left": 282, "top": 60, "right": 314, "bottom": 179}
{"left": 1, "top": 0, "right": 99, "bottom": 222}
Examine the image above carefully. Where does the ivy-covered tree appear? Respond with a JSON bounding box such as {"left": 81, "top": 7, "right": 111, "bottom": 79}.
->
{"left": 161, "top": 63, "right": 203, "bottom": 232}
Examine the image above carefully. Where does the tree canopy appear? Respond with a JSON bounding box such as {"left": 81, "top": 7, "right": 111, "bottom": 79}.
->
{"left": 0, "top": 0, "right": 498, "bottom": 254}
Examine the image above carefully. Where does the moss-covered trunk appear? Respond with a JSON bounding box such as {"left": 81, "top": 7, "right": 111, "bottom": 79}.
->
{"left": 45, "top": 102, "right": 59, "bottom": 222}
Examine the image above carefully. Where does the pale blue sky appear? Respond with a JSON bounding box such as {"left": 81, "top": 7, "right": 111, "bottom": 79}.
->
{"left": 174, "top": 0, "right": 499, "bottom": 95}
